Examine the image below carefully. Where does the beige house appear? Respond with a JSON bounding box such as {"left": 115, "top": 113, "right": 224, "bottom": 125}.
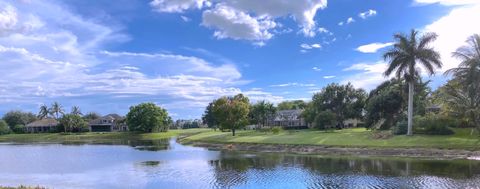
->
{"left": 267, "top": 109, "right": 308, "bottom": 129}
{"left": 88, "top": 114, "right": 127, "bottom": 132}
{"left": 25, "top": 118, "right": 59, "bottom": 133}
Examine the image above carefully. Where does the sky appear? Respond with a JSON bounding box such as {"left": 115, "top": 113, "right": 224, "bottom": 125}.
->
{"left": 0, "top": 0, "right": 479, "bottom": 119}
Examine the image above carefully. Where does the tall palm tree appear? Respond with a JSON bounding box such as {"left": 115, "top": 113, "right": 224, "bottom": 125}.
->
{"left": 444, "top": 34, "right": 480, "bottom": 129}
{"left": 383, "top": 29, "right": 442, "bottom": 136}
{"left": 38, "top": 104, "right": 50, "bottom": 119}
{"left": 71, "top": 106, "right": 82, "bottom": 116}
{"left": 49, "top": 102, "right": 65, "bottom": 119}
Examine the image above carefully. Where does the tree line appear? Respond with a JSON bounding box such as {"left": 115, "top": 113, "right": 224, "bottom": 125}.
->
{"left": 202, "top": 31, "right": 480, "bottom": 136}
{"left": 0, "top": 102, "right": 172, "bottom": 134}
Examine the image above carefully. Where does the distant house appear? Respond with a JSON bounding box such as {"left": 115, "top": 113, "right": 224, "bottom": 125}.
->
{"left": 25, "top": 118, "right": 59, "bottom": 133}
{"left": 88, "top": 114, "right": 127, "bottom": 132}
{"left": 343, "top": 118, "right": 363, "bottom": 128}
{"left": 426, "top": 104, "right": 441, "bottom": 114}
{"left": 267, "top": 109, "right": 308, "bottom": 129}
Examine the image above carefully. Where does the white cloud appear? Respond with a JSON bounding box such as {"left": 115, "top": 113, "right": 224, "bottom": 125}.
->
{"left": 323, "top": 75, "right": 335, "bottom": 79}
{"left": 242, "top": 90, "right": 285, "bottom": 104}
{"left": 342, "top": 62, "right": 389, "bottom": 90}
{"left": 222, "top": 0, "right": 327, "bottom": 37}
{"left": 0, "top": 4, "right": 17, "bottom": 35}
{"left": 0, "top": 0, "right": 267, "bottom": 118}
{"left": 422, "top": 1, "right": 480, "bottom": 72}
{"left": 150, "top": 0, "right": 211, "bottom": 13}
{"left": 346, "top": 17, "right": 355, "bottom": 24}
{"left": 338, "top": 21, "right": 344, "bottom": 26}
{"left": 318, "top": 27, "right": 329, "bottom": 33}
{"left": 414, "top": 0, "right": 479, "bottom": 6}
{"left": 358, "top": 9, "right": 377, "bottom": 19}
{"left": 300, "top": 43, "right": 322, "bottom": 50}
{"left": 180, "top": 15, "right": 191, "bottom": 22}
{"left": 202, "top": 5, "right": 276, "bottom": 42}
{"left": 312, "top": 67, "right": 321, "bottom": 71}
{"left": 151, "top": 0, "right": 328, "bottom": 44}
{"left": 355, "top": 42, "right": 393, "bottom": 53}
{"left": 270, "top": 83, "right": 315, "bottom": 87}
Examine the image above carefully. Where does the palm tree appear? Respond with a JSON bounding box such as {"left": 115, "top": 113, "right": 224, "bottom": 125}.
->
{"left": 71, "top": 106, "right": 82, "bottom": 116}
{"left": 444, "top": 34, "right": 480, "bottom": 129}
{"left": 383, "top": 29, "right": 442, "bottom": 136}
{"left": 38, "top": 104, "right": 50, "bottom": 119}
{"left": 49, "top": 102, "right": 65, "bottom": 120}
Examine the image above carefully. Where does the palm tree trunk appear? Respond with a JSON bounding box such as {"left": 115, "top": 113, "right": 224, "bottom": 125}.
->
{"left": 407, "top": 81, "right": 414, "bottom": 136}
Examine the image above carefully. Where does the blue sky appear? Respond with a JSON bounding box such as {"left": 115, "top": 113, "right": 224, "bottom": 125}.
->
{"left": 0, "top": 0, "right": 479, "bottom": 119}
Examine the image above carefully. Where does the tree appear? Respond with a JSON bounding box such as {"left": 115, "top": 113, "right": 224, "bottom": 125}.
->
{"left": 305, "top": 83, "right": 366, "bottom": 128}
{"left": 0, "top": 120, "right": 10, "bottom": 135}
{"left": 126, "top": 102, "right": 170, "bottom": 132}
{"left": 444, "top": 34, "right": 480, "bottom": 131}
{"left": 202, "top": 102, "right": 218, "bottom": 130}
{"left": 83, "top": 112, "right": 101, "bottom": 121}
{"left": 365, "top": 79, "right": 405, "bottom": 130}
{"left": 277, "top": 100, "right": 306, "bottom": 110}
{"left": 49, "top": 102, "right": 65, "bottom": 119}
{"left": 314, "top": 110, "right": 337, "bottom": 130}
{"left": 71, "top": 106, "right": 83, "bottom": 116}
{"left": 212, "top": 94, "right": 250, "bottom": 136}
{"left": 250, "top": 100, "right": 276, "bottom": 129}
{"left": 383, "top": 29, "right": 442, "bottom": 135}
{"left": 2, "top": 110, "right": 37, "bottom": 131}
{"left": 60, "top": 114, "right": 88, "bottom": 133}
{"left": 38, "top": 104, "right": 50, "bottom": 119}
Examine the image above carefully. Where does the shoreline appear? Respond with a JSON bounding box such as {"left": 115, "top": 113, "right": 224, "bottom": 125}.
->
{"left": 186, "top": 141, "right": 480, "bottom": 160}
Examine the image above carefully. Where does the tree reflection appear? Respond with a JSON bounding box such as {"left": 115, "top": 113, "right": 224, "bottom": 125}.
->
{"left": 208, "top": 151, "right": 480, "bottom": 189}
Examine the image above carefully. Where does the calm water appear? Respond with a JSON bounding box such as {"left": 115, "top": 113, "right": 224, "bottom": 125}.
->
{"left": 0, "top": 138, "right": 479, "bottom": 189}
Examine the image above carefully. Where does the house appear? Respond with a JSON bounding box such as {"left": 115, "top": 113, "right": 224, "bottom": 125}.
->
{"left": 343, "top": 118, "right": 363, "bottom": 128}
{"left": 88, "top": 114, "right": 127, "bottom": 132}
{"left": 426, "top": 104, "right": 441, "bottom": 114}
{"left": 25, "top": 118, "right": 59, "bottom": 133}
{"left": 267, "top": 109, "right": 308, "bottom": 129}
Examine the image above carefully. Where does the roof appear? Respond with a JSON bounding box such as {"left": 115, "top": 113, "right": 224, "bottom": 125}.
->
{"left": 89, "top": 114, "right": 124, "bottom": 125}
{"left": 277, "top": 109, "right": 303, "bottom": 115}
{"left": 26, "top": 118, "right": 59, "bottom": 127}
{"left": 275, "top": 109, "right": 303, "bottom": 121}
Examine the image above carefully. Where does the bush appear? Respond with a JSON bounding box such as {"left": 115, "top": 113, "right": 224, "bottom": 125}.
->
{"left": 0, "top": 120, "right": 11, "bottom": 135}
{"left": 126, "top": 103, "right": 170, "bottom": 132}
{"left": 60, "top": 114, "right": 89, "bottom": 133}
{"left": 393, "top": 120, "right": 407, "bottom": 135}
{"left": 414, "top": 114, "right": 455, "bottom": 135}
{"left": 271, "top": 127, "right": 283, "bottom": 134}
{"left": 258, "top": 127, "right": 283, "bottom": 134}
{"left": 314, "top": 110, "right": 337, "bottom": 130}
{"left": 12, "top": 124, "right": 25, "bottom": 134}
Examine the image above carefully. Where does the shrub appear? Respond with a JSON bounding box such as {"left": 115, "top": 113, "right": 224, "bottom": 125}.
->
{"left": 0, "top": 120, "right": 11, "bottom": 135}
{"left": 393, "top": 120, "right": 408, "bottom": 135}
{"left": 414, "top": 114, "right": 455, "bottom": 135}
{"left": 126, "top": 103, "right": 170, "bottom": 132}
{"left": 271, "top": 127, "right": 283, "bottom": 134}
{"left": 12, "top": 124, "right": 25, "bottom": 134}
{"left": 314, "top": 110, "right": 337, "bottom": 130}
{"left": 60, "top": 114, "right": 88, "bottom": 133}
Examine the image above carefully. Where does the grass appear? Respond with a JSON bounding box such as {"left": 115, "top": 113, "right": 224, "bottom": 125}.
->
{"left": 183, "top": 128, "right": 480, "bottom": 150}
{"left": 0, "top": 128, "right": 209, "bottom": 143}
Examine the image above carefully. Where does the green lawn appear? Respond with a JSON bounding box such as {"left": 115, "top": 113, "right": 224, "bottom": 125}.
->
{"left": 183, "top": 128, "right": 480, "bottom": 150}
{"left": 0, "top": 128, "right": 209, "bottom": 143}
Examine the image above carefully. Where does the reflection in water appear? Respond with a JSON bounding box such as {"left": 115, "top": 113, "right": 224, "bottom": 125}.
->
{"left": 139, "top": 161, "right": 162, "bottom": 167}
{"left": 208, "top": 152, "right": 480, "bottom": 188}
{"left": 0, "top": 139, "right": 479, "bottom": 189}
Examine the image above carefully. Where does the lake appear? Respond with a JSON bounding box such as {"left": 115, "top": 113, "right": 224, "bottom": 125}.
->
{"left": 0, "top": 138, "right": 479, "bottom": 189}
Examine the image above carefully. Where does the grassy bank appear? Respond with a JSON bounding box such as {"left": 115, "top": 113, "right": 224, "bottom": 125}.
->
{"left": 183, "top": 128, "right": 480, "bottom": 150}
{"left": 0, "top": 128, "right": 209, "bottom": 143}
